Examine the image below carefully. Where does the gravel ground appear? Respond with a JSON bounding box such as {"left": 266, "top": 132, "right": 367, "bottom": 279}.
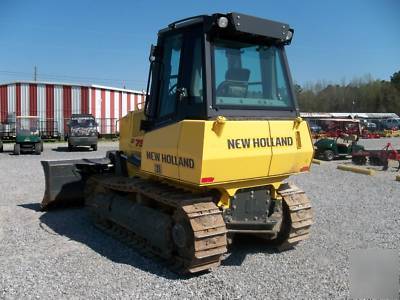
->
{"left": 0, "top": 139, "right": 399, "bottom": 299}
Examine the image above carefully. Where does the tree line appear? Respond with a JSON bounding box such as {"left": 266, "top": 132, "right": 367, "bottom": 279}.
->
{"left": 295, "top": 71, "right": 400, "bottom": 114}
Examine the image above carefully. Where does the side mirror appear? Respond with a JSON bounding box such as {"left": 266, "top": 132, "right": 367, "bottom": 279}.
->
{"left": 140, "top": 119, "right": 153, "bottom": 131}
{"left": 149, "top": 44, "right": 163, "bottom": 62}
{"left": 149, "top": 45, "right": 155, "bottom": 62}
{"left": 149, "top": 44, "right": 159, "bottom": 63}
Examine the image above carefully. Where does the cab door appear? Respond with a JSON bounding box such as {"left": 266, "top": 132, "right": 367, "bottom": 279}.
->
{"left": 155, "top": 33, "right": 183, "bottom": 126}
{"left": 141, "top": 32, "right": 184, "bottom": 179}
{"left": 176, "top": 26, "right": 206, "bottom": 120}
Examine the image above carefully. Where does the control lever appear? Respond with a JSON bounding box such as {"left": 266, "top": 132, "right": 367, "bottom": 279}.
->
{"left": 177, "top": 87, "right": 188, "bottom": 101}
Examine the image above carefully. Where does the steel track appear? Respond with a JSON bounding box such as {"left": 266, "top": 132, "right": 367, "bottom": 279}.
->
{"left": 86, "top": 175, "right": 228, "bottom": 274}
{"left": 86, "top": 177, "right": 312, "bottom": 273}
{"left": 277, "top": 183, "right": 314, "bottom": 250}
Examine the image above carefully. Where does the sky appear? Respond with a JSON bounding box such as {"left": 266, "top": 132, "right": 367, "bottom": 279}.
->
{"left": 0, "top": 0, "right": 399, "bottom": 90}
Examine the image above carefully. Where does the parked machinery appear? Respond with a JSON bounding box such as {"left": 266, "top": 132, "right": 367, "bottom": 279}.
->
{"left": 314, "top": 119, "right": 363, "bottom": 161}
{"left": 40, "top": 12, "right": 314, "bottom": 273}
{"left": 13, "top": 116, "right": 43, "bottom": 155}
{"left": 66, "top": 114, "right": 98, "bottom": 151}
{"left": 352, "top": 143, "right": 400, "bottom": 170}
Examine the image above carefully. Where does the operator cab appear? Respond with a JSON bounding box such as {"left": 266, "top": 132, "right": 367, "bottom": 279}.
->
{"left": 142, "top": 12, "right": 297, "bottom": 131}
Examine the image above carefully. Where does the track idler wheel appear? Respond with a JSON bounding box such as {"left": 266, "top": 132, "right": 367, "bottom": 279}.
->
{"left": 172, "top": 209, "right": 195, "bottom": 264}
{"left": 172, "top": 203, "right": 228, "bottom": 273}
{"left": 275, "top": 184, "right": 314, "bottom": 251}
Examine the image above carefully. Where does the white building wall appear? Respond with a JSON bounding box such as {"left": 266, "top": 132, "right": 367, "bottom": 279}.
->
{"left": 138, "top": 94, "right": 145, "bottom": 109}
{"left": 88, "top": 88, "right": 93, "bottom": 115}
{"left": 95, "top": 89, "right": 102, "bottom": 119}
{"left": 71, "top": 86, "right": 81, "bottom": 114}
{"left": 121, "top": 92, "right": 127, "bottom": 117}
{"left": 115, "top": 91, "right": 120, "bottom": 120}
{"left": 54, "top": 85, "right": 64, "bottom": 134}
{"left": 1, "top": 82, "right": 145, "bottom": 135}
{"left": 105, "top": 90, "right": 111, "bottom": 133}
{"left": 7, "top": 84, "right": 15, "bottom": 118}
{"left": 20, "top": 83, "right": 29, "bottom": 116}
{"left": 37, "top": 84, "right": 46, "bottom": 125}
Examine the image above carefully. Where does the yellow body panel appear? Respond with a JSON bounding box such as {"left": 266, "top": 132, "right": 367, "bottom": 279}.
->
{"left": 141, "top": 122, "right": 182, "bottom": 179}
{"left": 201, "top": 121, "right": 273, "bottom": 182}
{"left": 119, "top": 110, "right": 145, "bottom": 176}
{"left": 119, "top": 112, "right": 313, "bottom": 192}
{"left": 119, "top": 110, "right": 145, "bottom": 154}
{"left": 268, "top": 120, "right": 313, "bottom": 175}
{"left": 177, "top": 121, "right": 205, "bottom": 182}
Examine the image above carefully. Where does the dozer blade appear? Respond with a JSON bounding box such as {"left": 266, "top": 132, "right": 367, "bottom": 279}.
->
{"left": 41, "top": 158, "right": 112, "bottom": 210}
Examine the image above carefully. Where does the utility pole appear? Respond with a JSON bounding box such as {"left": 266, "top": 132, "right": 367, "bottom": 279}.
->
{"left": 34, "top": 66, "right": 37, "bottom": 81}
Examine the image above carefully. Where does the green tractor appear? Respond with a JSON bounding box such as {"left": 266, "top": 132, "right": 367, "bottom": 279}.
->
{"left": 314, "top": 136, "right": 364, "bottom": 161}
{"left": 314, "top": 118, "right": 364, "bottom": 161}
{"left": 14, "top": 116, "right": 43, "bottom": 155}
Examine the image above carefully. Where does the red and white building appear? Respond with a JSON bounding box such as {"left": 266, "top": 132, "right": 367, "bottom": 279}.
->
{"left": 0, "top": 81, "right": 145, "bottom": 135}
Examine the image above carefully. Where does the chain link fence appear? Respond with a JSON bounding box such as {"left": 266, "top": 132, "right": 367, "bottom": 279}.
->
{"left": 1, "top": 117, "right": 119, "bottom": 141}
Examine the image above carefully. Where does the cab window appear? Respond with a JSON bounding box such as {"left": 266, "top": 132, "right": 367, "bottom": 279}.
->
{"left": 158, "top": 34, "right": 183, "bottom": 118}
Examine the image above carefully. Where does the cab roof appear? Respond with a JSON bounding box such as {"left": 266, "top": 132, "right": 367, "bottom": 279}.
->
{"left": 161, "top": 12, "right": 293, "bottom": 45}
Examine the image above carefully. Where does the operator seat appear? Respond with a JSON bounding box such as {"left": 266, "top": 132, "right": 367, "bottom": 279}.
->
{"left": 216, "top": 68, "right": 250, "bottom": 98}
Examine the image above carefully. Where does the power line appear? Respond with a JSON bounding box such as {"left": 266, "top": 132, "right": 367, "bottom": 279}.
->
{"left": 0, "top": 70, "right": 145, "bottom": 83}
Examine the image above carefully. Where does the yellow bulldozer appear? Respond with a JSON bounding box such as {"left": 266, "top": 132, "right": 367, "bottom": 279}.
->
{"left": 41, "top": 12, "right": 314, "bottom": 274}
